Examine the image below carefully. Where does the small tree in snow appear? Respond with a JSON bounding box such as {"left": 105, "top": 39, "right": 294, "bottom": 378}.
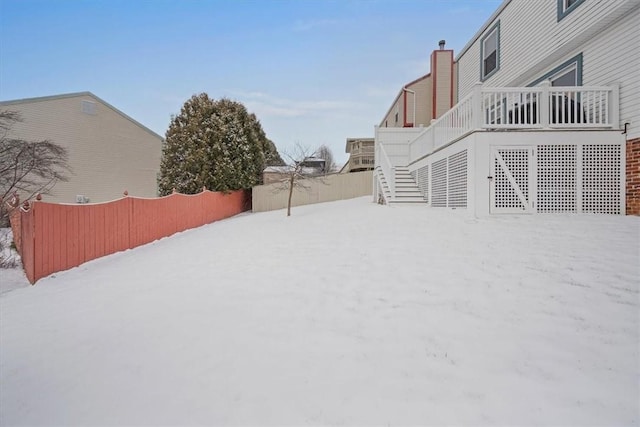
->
{"left": 271, "top": 144, "right": 327, "bottom": 217}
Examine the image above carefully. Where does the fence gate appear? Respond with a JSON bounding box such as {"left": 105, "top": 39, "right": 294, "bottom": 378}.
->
{"left": 490, "top": 147, "right": 534, "bottom": 213}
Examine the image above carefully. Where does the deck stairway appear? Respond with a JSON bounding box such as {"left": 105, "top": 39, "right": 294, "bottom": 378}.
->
{"left": 377, "top": 166, "right": 426, "bottom": 204}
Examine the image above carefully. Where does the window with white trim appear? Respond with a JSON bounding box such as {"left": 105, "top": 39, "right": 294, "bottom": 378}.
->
{"left": 481, "top": 22, "right": 500, "bottom": 81}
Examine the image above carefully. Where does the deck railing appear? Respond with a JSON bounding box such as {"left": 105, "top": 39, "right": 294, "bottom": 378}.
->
{"left": 378, "top": 82, "right": 620, "bottom": 167}
{"left": 480, "top": 83, "right": 617, "bottom": 129}
{"left": 377, "top": 142, "right": 395, "bottom": 196}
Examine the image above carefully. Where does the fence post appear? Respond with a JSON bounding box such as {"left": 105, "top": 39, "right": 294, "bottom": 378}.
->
{"left": 540, "top": 80, "right": 550, "bottom": 128}
{"left": 472, "top": 83, "right": 483, "bottom": 129}
{"left": 609, "top": 82, "right": 620, "bottom": 129}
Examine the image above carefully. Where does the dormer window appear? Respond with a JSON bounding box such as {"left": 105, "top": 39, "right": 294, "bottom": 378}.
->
{"left": 481, "top": 22, "right": 500, "bottom": 81}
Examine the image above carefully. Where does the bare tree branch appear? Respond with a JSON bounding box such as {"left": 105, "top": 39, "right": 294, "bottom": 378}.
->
{"left": 0, "top": 110, "right": 71, "bottom": 227}
{"left": 268, "top": 143, "right": 328, "bottom": 216}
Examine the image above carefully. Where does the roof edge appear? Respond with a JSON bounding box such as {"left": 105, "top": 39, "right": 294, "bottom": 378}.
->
{"left": 0, "top": 91, "right": 164, "bottom": 141}
{"left": 455, "top": 0, "right": 511, "bottom": 62}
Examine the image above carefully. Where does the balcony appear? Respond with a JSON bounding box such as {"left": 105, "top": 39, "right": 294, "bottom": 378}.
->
{"left": 376, "top": 82, "right": 620, "bottom": 168}
{"left": 374, "top": 82, "right": 621, "bottom": 207}
{"left": 348, "top": 146, "right": 375, "bottom": 171}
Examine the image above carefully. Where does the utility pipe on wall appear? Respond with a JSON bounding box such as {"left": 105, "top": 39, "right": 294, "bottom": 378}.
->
{"left": 403, "top": 87, "right": 416, "bottom": 127}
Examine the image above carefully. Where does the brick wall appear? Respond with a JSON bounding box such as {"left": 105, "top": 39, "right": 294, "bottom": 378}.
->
{"left": 627, "top": 138, "right": 640, "bottom": 215}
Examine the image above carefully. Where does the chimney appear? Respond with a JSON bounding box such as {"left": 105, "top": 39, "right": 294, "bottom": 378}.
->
{"left": 439, "top": 40, "right": 446, "bottom": 50}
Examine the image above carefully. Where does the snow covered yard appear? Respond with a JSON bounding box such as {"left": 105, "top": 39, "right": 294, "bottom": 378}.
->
{"left": 1, "top": 197, "right": 638, "bottom": 426}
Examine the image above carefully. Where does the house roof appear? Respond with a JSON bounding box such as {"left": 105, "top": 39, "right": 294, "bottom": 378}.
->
{"left": 455, "top": 0, "right": 511, "bottom": 61}
{"left": 0, "top": 91, "right": 164, "bottom": 141}
{"left": 379, "top": 72, "right": 430, "bottom": 127}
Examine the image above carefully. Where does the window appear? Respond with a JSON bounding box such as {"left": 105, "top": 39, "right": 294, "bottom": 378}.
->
{"left": 550, "top": 64, "right": 577, "bottom": 87}
{"left": 529, "top": 54, "right": 583, "bottom": 87}
{"left": 480, "top": 22, "right": 500, "bottom": 81}
{"left": 557, "top": 0, "right": 585, "bottom": 21}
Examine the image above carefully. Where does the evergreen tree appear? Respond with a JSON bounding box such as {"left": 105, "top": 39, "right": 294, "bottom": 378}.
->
{"left": 158, "top": 94, "right": 279, "bottom": 195}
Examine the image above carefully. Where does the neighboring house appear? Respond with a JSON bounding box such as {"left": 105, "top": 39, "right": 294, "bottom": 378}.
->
{"left": 344, "top": 138, "right": 375, "bottom": 173}
{"left": 380, "top": 40, "right": 457, "bottom": 128}
{"left": 375, "top": 0, "right": 639, "bottom": 215}
{"left": 262, "top": 157, "right": 327, "bottom": 184}
{"left": 0, "top": 92, "right": 163, "bottom": 204}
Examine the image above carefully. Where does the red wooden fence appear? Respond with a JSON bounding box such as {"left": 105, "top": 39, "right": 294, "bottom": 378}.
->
{"left": 10, "top": 190, "right": 249, "bottom": 284}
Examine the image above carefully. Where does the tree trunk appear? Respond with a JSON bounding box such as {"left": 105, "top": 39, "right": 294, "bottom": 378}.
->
{"left": 287, "top": 173, "right": 295, "bottom": 216}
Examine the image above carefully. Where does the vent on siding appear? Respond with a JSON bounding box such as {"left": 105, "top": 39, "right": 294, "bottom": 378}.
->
{"left": 582, "top": 144, "right": 621, "bottom": 214}
{"left": 81, "top": 100, "right": 97, "bottom": 115}
{"left": 448, "top": 150, "right": 467, "bottom": 208}
{"left": 431, "top": 159, "right": 447, "bottom": 207}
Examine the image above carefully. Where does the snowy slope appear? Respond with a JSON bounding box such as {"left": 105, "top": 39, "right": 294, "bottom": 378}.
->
{"left": 1, "top": 197, "right": 638, "bottom": 426}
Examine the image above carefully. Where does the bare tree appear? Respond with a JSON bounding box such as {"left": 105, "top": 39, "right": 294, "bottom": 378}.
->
{"left": 0, "top": 110, "right": 70, "bottom": 227}
{"left": 316, "top": 144, "right": 337, "bottom": 173}
{"left": 269, "top": 144, "right": 327, "bottom": 217}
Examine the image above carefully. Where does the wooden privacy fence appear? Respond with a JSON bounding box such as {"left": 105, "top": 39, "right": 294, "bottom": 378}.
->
{"left": 9, "top": 189, "right": 249, "bottom": 284}
{"left": 252, "top": 170, "right": 373, "bottom": 213}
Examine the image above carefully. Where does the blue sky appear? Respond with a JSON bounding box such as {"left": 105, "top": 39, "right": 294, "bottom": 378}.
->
{"left": 0, "top": 0, "right": 501, "bottom": 164}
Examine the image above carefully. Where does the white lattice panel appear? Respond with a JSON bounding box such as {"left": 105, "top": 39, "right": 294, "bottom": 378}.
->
{"left": 582, "top": 144, "right": 621, "bottom": 214}
{"left": 537, "top": 145, "right": 577, "bottom": 213}
{"left": 416, "top": 165, "right": 429, "bottom": 201}
{"left": 448, "top": 150, "right": 468, "bottom": 208}
{"left": 431, "top": 159, "right": 447, "bottom": 207}
{"left": 493, "top": 149, "right": 530, "bottom": 211}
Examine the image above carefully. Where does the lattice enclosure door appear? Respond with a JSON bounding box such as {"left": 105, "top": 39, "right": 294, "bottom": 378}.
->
{"left": 431, "top": 159, "right": 447, "bottom": 207}
{"left": 582, "top": 144, "right": 621, "bottom": 214}
{"left": 491, "top": 148, "right": 532, "bottom": 213}
{"left": 448, "top": 150, "right": 468, "bottom": 208}
{"left": 537, "top": 145, "right": 577, "bottom": 212}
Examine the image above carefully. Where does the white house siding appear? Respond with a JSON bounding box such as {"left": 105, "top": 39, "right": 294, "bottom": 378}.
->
{"left": 581, "top": 7, "right": 640, "bottom": 140}
{"left": 457, "top": 0, "right": 638, "bottom": 99}
{"left": 1, "top": 93, "right": 163, "bottom": 204}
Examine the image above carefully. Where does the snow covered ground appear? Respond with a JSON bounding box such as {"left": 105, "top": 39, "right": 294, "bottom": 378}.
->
{"left": 1, "top": 197, "right": 639, "bottom": 426}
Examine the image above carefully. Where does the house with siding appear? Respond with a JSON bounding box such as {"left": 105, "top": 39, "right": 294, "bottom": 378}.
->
{"left": 344, "top": 138, "right": 375, "bottom": 173}
{"left": 0, "top": 92, "right": 164, "bottom": 204}
{"left": 379, "top": 41, "right": 457, "bottom": 129}
{"left": 375, "top": 0, "right": 639, "bottom": 215}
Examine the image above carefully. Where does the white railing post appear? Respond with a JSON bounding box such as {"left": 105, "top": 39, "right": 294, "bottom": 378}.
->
{"left": 373, "top": 125, "right": 379, "bottom": 202}
{"left": 540, "top": 80, "right": 550, "bottom": 128}
{"left": 472, "top": 83, "right": 483, "bottom": 129}
{"left": 610, "top": 82, "right": 620, "bottom": 129}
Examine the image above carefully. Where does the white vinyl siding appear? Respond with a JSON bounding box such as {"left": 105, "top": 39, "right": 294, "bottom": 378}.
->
{"left": 457, "top": 0, "right": 638, "bottom": 98}
{"left": 456, "top": 0, "right": 639, "bottom": 138}
{"left": 581, "top": 7, "right": 640, "bottom": 139}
